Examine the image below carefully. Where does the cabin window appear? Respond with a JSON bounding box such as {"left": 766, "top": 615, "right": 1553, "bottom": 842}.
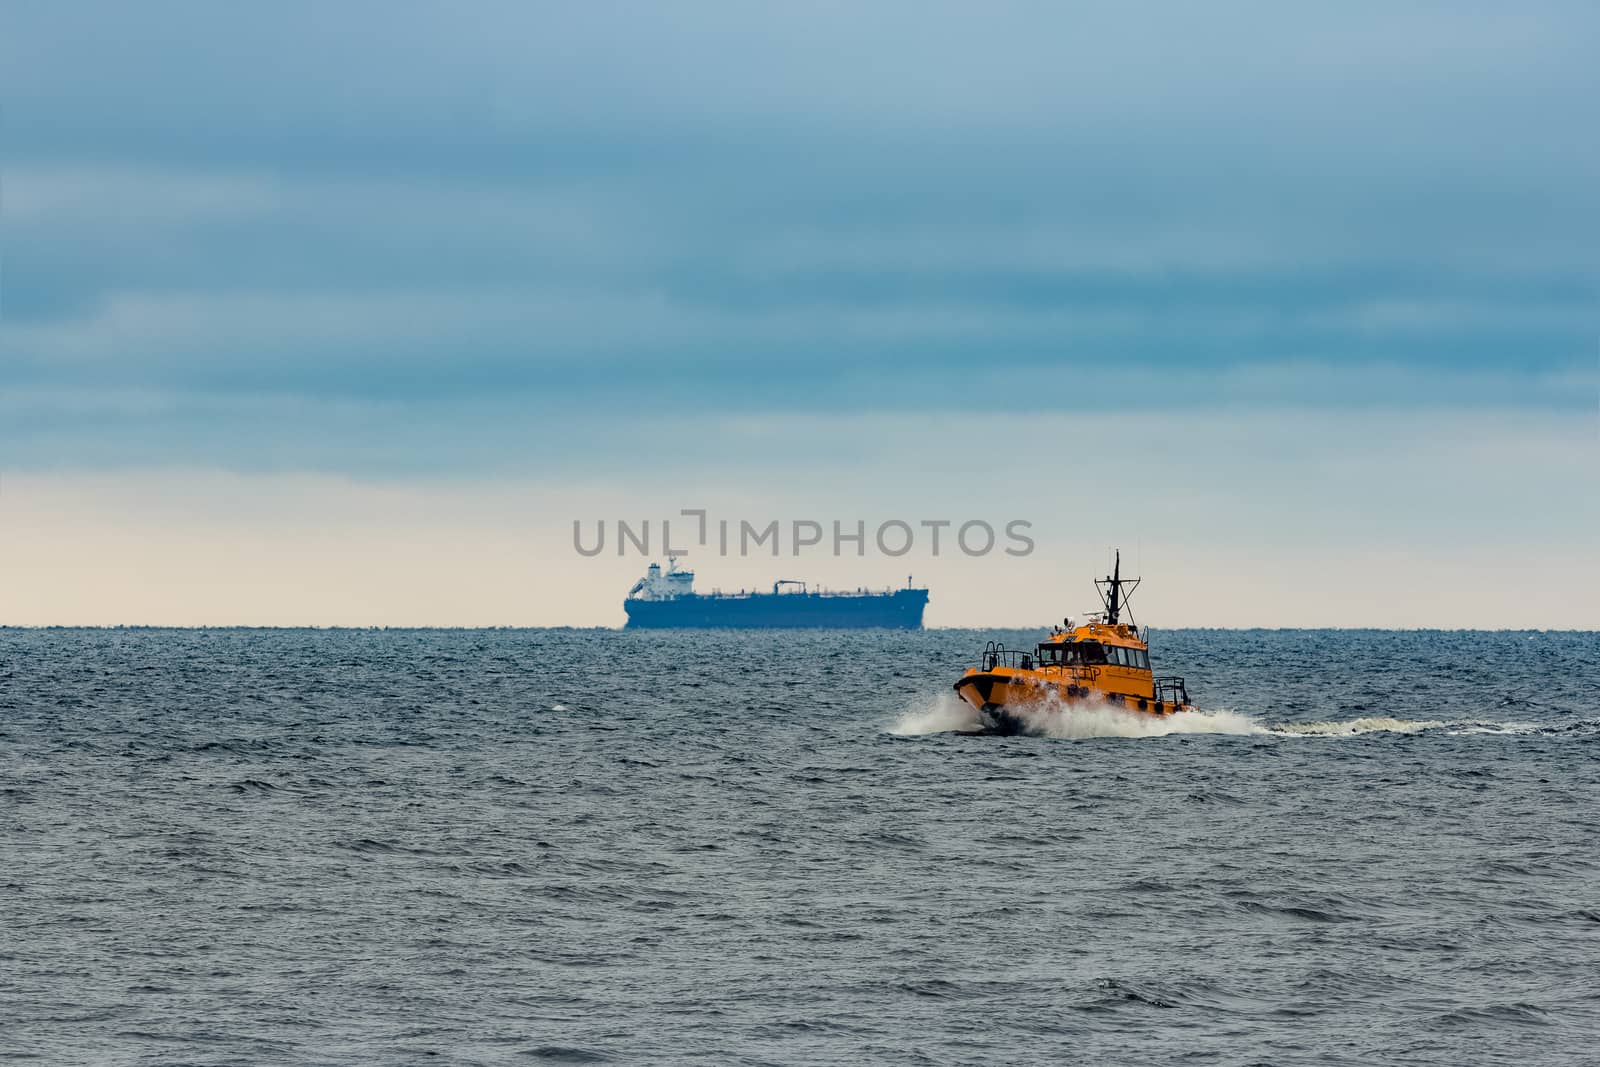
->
{"left": 1036, "top": 645, "right": 1061, "bottom": 665}
{"left": 1103, "top": 646, "right": 1149, "bottom": 668}
{"left": 1064, "top": 641, "right": 1107, "bottom": 665}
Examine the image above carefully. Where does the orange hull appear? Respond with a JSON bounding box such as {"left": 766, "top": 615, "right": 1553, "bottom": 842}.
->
{"left": 953, "top": 667, "right": 1191, "bottom": 718}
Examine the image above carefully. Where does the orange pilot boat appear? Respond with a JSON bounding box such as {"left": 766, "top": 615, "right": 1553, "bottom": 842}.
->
{"left": 953, "top": 551, "right": 1193, "bottom": 735}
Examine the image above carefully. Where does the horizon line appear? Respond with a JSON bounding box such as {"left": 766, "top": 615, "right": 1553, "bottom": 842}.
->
{"left": 1, "top": 624, "right": 1593, "bottom": 634}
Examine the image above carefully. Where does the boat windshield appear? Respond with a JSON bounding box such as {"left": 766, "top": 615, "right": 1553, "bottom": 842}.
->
{"left": 1032, "top": 641, "right": 1108, "bottom": 666}
{"left": 1071, "top": 641, "right": 1107, "bottom": 665}
{"left": 1035, "top": 641, "right": 1152, "bottom": 669}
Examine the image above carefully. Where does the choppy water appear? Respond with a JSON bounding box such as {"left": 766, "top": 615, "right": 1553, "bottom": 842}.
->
{"left": 2, "top": 628, "right": 1597, "bottom": 1065}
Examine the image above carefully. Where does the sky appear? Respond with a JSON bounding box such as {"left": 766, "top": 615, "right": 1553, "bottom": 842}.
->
{"left": 2, "top": 1, "right": 1597, "bottom": 627}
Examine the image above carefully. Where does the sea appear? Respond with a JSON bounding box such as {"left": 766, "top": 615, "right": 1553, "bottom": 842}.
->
{"left": 2, "top": 627, "right": 1597, "bottom": 1066}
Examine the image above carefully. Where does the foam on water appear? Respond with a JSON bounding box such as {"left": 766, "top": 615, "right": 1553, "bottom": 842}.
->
{"left": 1020, "top": 699, "right": 1262, "bottom": 739}
{"left": 1444, "top": 721, "right": 1543, "bottom": 736}
{"left": 1265, "top": 716, "right": 1444, "bottom": 737}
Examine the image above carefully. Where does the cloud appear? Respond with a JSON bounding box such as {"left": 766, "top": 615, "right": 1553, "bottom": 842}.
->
{"left": 7, "top": 3, "right": 1595, "bottom": 157}
{"left": 2, "top": 2, "right": 1596, "bottom": 477}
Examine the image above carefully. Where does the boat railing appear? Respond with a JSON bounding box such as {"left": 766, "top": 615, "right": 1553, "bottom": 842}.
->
{"left": 977, "top": 642, "right": 1111, "bottom": 679}
{"left": 979, "top": 641, "right": 1038, "bottom": 671}
{"left": 1154, "top": 676, "right": 1190, "bottom": 706}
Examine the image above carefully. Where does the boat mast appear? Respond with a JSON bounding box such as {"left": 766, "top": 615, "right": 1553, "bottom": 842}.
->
{"left": 1106, "top": 550, "right": 1122, "bottom": 624}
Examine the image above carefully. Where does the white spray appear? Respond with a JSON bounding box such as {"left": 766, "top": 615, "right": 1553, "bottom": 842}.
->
{"left": 889, "top": 689, "right": 1258, "bottom": 739}
{"left": 888, "top": 691, "right": 1505, "bottom": 740}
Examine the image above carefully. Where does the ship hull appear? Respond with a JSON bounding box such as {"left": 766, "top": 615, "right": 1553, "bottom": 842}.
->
{"left": 624, "top": 589, "right": 927, "bottom": 629}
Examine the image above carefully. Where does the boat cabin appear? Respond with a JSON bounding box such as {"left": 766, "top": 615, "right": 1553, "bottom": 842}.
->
{"left": 1036, "top": 629, "right": 1152, "bottom": 671}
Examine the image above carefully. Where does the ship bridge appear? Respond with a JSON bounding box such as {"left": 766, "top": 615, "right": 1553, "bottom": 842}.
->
{"left": 627, "top": 558, "right": 695, "bottom": 601}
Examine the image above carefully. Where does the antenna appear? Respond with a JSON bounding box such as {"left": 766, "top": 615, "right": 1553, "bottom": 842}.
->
{"left": 1094, "top": 548, "right": 1141, "bottom": 627}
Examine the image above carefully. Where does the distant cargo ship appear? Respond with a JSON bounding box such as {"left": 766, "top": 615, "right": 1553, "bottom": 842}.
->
{"left": 623, "top": 559, "right": 928, "bottom": 629}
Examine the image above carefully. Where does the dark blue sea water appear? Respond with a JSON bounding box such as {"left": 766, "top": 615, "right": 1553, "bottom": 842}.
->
{"left": 2, "top": 628, "right": 1597, "bottom": 1065}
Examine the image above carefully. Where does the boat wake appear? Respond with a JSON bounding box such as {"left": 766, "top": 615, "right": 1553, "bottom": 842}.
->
{"left": 889, "top": 692, "right": 1556, "bottom": 741}
{"left": 1264, "top": 717, "right": 1441, "bottom": 737}
{"left": 1261, "top": 718, "right": 1549, "bottom": 737}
